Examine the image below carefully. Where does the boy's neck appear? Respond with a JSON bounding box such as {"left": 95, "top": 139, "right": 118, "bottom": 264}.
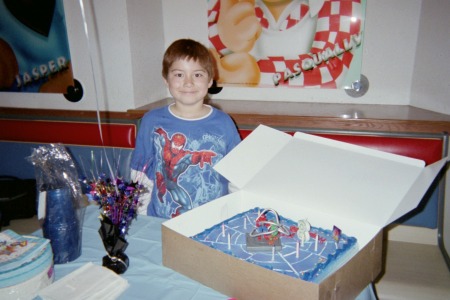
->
{"left": 169, "top": 103, "right": 211, "bottom": 119}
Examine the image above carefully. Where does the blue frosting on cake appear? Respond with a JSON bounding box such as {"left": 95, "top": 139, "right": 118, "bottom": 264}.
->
{"left": 191, "top": 207, "right": 358, "bottom": 283}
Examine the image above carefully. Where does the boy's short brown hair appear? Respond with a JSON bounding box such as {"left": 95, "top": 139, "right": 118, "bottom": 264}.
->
{"left": 162, "top": 39, "right": 215, "bottom": 80}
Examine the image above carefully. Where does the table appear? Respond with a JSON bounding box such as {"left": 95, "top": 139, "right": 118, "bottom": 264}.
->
{"left": 51, "top": 205, "right": 228, "bottom": 300}
{"left": 48, "top": 205, "right": 375, "bottom": 300}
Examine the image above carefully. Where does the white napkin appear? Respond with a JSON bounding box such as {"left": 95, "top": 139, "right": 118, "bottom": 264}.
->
{"left": 38, "top": 262, "right": 129, "bottom": 300}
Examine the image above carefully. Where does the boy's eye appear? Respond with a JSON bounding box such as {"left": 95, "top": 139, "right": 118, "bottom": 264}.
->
{"left": 195, "top": 72, "right": 208, "bottom": 78}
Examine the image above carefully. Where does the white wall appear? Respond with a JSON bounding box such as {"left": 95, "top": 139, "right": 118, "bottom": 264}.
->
{"left": 0, "top": 0, "right": 449, "bottom": 114}
{"left": 410, "top": 0, "right": 450, "bottom": 113}
{"left": 127, "top": 0, "right": 166, "bottom": 109}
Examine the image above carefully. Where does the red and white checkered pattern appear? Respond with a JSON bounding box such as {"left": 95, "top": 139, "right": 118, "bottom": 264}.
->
{"left": 208, "top": 0, "right": 363, "bottom": 88}
{"left": 255, "top": 3, "right": 309, "bottom": 31}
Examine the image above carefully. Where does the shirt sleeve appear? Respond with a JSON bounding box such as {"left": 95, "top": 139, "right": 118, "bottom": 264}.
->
{"left": 224, "top": 114, "right": 242, "bottom": 153}
{"left": 130, "top": 112, "right": 154, "bottom": 175}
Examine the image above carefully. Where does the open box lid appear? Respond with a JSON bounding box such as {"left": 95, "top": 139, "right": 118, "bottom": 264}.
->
{"left": 215, "top": 125, "right": 447, "bottom": 228}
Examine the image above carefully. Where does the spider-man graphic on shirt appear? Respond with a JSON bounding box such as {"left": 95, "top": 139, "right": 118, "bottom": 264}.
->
{"left": 154, "top": 127, "right": 216, "bottom": 216}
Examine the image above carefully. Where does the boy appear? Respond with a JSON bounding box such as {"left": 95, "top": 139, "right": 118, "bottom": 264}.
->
{"left": 131, "top": 39, "right": 241, "bottom": 218}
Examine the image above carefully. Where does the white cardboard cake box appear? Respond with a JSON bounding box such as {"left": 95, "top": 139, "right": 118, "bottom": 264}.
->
{"left": 162, "top": 125, "right": 447, "bottom": 300}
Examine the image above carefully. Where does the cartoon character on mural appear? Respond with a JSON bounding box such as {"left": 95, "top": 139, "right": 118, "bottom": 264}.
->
{"left": 208, "top": 0, "right": 364, "bottom": 88}
{"left": 154, "top": 128, "right": 217, "bottom": 216}
{"left": 0, "top": 0, "right": 74, "bottom": 93}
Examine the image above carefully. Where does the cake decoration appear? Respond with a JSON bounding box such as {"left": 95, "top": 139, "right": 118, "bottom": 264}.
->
{"left": 333, "top": 225, "right": 342, "bottom": 249}
{"left": 246, "top": 208, "right": 292, "bottom": 251}
{"left": 297, "top": 219, "right": 311, "bottom": 245}
{"left": 191, "top": 207, "right": 358, "bottom": 283}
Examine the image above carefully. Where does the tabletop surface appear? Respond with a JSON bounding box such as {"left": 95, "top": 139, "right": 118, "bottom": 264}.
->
{"left": 45, "top": 205, "right": 375, "bottom": 300}
{"left": 52, "top": 205, "right": 227, "bottom": 300}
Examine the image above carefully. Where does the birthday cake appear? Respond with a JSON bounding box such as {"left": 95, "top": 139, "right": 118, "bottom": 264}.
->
{"left": 0, "top": 230, "right": 54, "bottom": 299}
{"left": 191, "top": 208, "right": 358, "bottom": 283}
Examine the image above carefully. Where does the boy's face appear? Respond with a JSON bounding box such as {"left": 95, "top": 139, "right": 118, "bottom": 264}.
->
{"left": 164, "top": 58, "right": 213, "bottom": 107}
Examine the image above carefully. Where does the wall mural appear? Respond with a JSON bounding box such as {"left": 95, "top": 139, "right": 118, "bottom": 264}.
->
{"left": 0, "top": 0, "right": 75, "bottom": 95}
{"left": 207, "top": 0, "right": 366, "bottom": 89}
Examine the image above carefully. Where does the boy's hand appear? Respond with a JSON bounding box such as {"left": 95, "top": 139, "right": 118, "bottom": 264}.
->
{"left": 217, "top": 0, "right": 261, "bottom": 52}
{"left": 192, "top": 151, "right": 216, "bottom": 168}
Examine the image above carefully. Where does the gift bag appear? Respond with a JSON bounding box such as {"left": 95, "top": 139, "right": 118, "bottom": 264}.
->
{"left": 27, "top": 144, "right": 86, "bottom": 264}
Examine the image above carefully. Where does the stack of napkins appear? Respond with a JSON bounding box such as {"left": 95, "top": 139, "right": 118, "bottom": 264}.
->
{"left": 38, "top": 262, "right": 129, "bottom": 300}
{"left": 0, "top": 230, "right": 53, "bottom": 299}
{"left": 0, "top": 230, "right": 50, "bottom": 274}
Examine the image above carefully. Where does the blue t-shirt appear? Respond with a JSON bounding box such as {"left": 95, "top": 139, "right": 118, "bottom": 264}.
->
{"left": 131, "top": 105, "right": 241, "bottom": 218}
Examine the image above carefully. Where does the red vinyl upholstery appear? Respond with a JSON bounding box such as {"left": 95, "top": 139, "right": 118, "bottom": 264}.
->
{"left": 238, "top": 129, "right": 444, "bottom": 166}
{"left": 0, "top": 119, "right": 136, "bottom": 148}
{"left": 0, "top": 121, "right": 445, "bottom": 228}
{"left": 0, "top": 121, "right": 443, "bottom": 164}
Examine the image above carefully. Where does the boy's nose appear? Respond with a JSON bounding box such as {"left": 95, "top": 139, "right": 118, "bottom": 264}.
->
{"left": 183, "top": 75, "right": 194, "bottom": 86}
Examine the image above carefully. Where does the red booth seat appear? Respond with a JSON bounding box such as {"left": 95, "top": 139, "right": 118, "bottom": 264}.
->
{"left": 0, "top": 119, "right": 136, "bottom": 148}
{"left": 238, "top": 129, "right": 445, "bottom": 166}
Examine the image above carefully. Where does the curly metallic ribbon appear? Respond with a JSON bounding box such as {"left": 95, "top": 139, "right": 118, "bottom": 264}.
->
{"left": 107, "top": 254, "right": 128, "bottom": 269}
{"left": 249, "top": 208, "right": 291, "bottom": 238}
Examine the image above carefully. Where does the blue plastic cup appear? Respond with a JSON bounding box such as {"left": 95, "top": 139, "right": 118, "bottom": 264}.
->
{"left": 42, "top": 188, "right": 81, "bottom": 264}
